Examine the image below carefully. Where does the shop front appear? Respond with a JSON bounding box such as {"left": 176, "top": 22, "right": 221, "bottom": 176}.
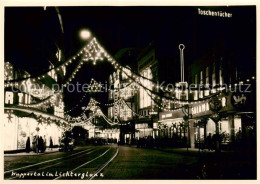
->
{"left": 158, "top": 110, "right": 194, "bottom": 148}
{"left": 4, "top": 109, "right": 66, "bottom": 151}
{"left": 191, "top": 91, "right": 255, "bottom": 150}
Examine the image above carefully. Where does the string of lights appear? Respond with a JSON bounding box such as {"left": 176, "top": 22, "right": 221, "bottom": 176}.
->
{"left": 119, "top": 98, "right": 144, "bottom": 118}
{"left": 4, "top": 41, "right": 87, "bottom": 84}
{"left": 89, "top": 36, "right": 253, "bottom": 105}
{"left": 63, "top": 92, "right": 88, "bottom": 114}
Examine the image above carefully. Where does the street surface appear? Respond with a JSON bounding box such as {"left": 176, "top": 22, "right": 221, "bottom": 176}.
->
{"left": 4, "top": 145, "right": 117, "bottom": 180}
{"left": 4, "top": 145, "right": 256, "bottom": 180}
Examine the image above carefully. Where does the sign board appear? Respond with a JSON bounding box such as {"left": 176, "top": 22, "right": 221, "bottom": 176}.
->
{"left": 209, "top": 96, "right": 222, "bottom": 112}
{"left": 149, "top": 111, "right": 157, "bottom": 115}
{"left": 231, "top": 92, "right": 247, "bottom": 109}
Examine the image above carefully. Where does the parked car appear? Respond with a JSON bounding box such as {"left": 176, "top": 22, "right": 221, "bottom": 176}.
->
{"left": 59, "top": 137, "right": 75, "bottom": 151}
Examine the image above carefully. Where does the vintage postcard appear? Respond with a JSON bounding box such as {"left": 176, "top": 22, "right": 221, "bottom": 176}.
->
{"left": 1, "top": 0, "right": 259, "bottom": 183}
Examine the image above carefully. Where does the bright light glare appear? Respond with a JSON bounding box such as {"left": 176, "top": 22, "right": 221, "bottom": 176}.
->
{"left": 80, "top": 29, "right": 91, "bottom": 40}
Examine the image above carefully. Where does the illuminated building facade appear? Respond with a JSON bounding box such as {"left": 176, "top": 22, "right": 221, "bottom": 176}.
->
{"left": 136, "top": 43, "right": 158, "bottom": 139}
{"left": 158, "top": 48, "right": 256, "bottom": 149}
{"left": 4, "top": 7, "right": 68, "bottom": 151}
{"left": 108, "top": 49, "right": 139, "bottom": 144}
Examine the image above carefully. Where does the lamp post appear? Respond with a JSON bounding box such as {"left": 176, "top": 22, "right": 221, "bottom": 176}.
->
{"left": 182, "top": 104, "right": 192, "bottom": 152}
{"left": 209, "top": 96, "right": 222, "bottom": 153}
{"left": 193, "top": 122, "right": 200, "bottom": 153}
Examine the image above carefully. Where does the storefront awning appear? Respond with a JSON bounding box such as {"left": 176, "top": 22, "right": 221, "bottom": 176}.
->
{"left": 4, "top": 106, "right": 68, "bottom": 124}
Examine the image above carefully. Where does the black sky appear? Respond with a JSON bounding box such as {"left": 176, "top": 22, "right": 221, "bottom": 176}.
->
{"left": 5, "top": 6, "right": 256, "bottom": 116}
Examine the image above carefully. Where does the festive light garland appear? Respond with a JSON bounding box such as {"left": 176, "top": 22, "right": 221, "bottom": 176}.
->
{"left": 5, "top": 33, "right": 255, "bottom": 128}
{"left": 65, "top": 96, "right": 120, "bottom": 126}
{"left": 118, "top": 98, "right": 144, "bottom": 118}
{"left": 85, "top": 97, "right": 100, "bottom": 111}
{"left": 63, "top": 78, "right": 105, "bottom": 115}
{"left": 67, "top": 106, "right": 119, "bottom": 126}
{"left": 65, "top": 97, "right": 100, "bottom": 121}
{"left": 88, "top": 36, "right": 250, "bottom": 106}
{"left": 64, "top": 92, "right": 88, "bottom": 114}
{"left": 4, "top": 38, "right": 96, "bottom": 84}
{"left": 87, "top": 78, "right": 104, "bottom": 92}
{"left": 17, "top": 93, "right": 62, "bottom": 109}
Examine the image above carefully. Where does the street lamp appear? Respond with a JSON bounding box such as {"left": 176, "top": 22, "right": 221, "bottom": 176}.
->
{"left": 209, "top": 96, "right": 223, "bottom": 153}
{"left": 80, "top": 29, "right": 91, "bottom": 40}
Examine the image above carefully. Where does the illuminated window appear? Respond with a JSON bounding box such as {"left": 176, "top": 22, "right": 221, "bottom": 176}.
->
{"left": 205, "top": 67, "right": 209, "bottom": 96}
{"left": 201, "top": 103, "right": 205, "bottom": 112}
{"left": 207, "top": 119, "right": 216, "bottom": 135}
{"left": 212, "top": 62, "right": 216, "bottom": 86}
{"left": 108, "top": 107, "right": 113, "bottom": 119}
{"left": 234, "top": 117, "right": 242, "bottom": 133}
{"left": 219, "top": 61, "right": 224, "bottom": 86}
{"left": 206, "top": 102, "right": 209, "bottom": 111}
{"left": 199, "top": 71, "right": 203, "bottom": 98}
{"left": 194, "top": 74, "right": 198, "bottom": 100}
{"left": 109, "top": 90, "right": 113, "bottom": 100}
{"left": 221, "top": 97, "right": 227, "bottom": 107}
{"left": 139, "top": 67, "right": 152, "bottom": 108}
{"left": 200, "top": 71, "right": 203, "bottom": 85}
{"left": 205, "top": 67, "right": 209, "bottom": 85}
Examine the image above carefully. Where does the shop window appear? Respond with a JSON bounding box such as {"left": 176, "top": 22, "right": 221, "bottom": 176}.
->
{"left": 221, "top": 97, "right": 227, "bottom": 107}
{"left": 234, "top": 117, "right": 242, "bottom": 133}
{"left": 139, "top": 67, "right": 152, "bottom": 108}
{"left": 207, "top": 119, "right": 216, "bottom": 135}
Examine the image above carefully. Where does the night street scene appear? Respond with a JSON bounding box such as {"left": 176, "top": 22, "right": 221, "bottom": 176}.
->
{"left": 3, "top": 5, "right": 257, "bottom": 180}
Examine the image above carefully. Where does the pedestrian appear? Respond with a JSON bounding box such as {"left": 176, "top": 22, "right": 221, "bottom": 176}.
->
{"left": 201, "top": 165, "right": 207, "bottom": 179}
{"left": 50, "top": 137, "right": 53, "bottom": 150}
{"left": 26, "top": 137, "right": 30, "bottom": 153}
{"left": 206, "top": 133, "right": 213, "bottom": 151}
{"left": 38, "top": 136, "right": 44, "bottom": 153}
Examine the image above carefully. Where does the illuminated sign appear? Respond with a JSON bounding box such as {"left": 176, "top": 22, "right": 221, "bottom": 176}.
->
{"left": 231, "top": 92, "right": 247, "bottom": 109}
{"left": 198, "top": 8, "right": 232, "bottom": 18}
{"left": 5, "top": 91, "right": 31, "bottom": 105}
{"left": 162, "top": 113, "right": 172, "bottom": 119}
{"left": 149, "top": 111, "right": 157, "bottom": 115}
{"left": 192, "top": 102, "right": 210, "bottom": 115}
{"left": 209, "top": 96, "right": 222, "bottom": 112}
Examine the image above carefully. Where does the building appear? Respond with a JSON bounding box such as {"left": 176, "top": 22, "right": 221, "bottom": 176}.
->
{"left": 107, "top": 48, "right": 140, "bottom": 144}
{"left": 187, "top": 49, "right": 256, "bottom": 149}
{"left": 158, "top": 44, "right": 256, "bottom": 149}
{"left": 136, "top": 42, "right": 159, "bottom": 139}
{"left": 135, "top": 41, "right": 183, "bottom": 140}
{"left": 4, "top": 7, "right": 68, "bottom": 151}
